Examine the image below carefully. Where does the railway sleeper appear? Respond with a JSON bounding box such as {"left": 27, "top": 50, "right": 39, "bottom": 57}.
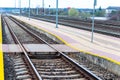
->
{"left": 16, "top": 70, "right": 29, "bottom": 75}
{"left": 32, "top": 59, "right": 63, "bottom": 63}
{"left": 39, "top": 70, "right": 77, "bottom": 74}
{"left": 16, "top": 74, "right": 32, "bottom": 80}
{"left": 34, "top": 62, "right": 67, "bottom": 66}
{"left": 37, "top": 67, "right": 73, "bottom": 71}
{"left": 41, "top": 74, "right": 84, "bottom": 79}
{"left": 39, "top": 72, "right": 81, "bottom": 76}
{"left": 14, "top": 65, "right": 26, "bottom": 69}
{"left": 43, "top": 79, "right": 87, "bottom": 80}
{"left": 35, "top": 65, "right": 70, "bottom": 69}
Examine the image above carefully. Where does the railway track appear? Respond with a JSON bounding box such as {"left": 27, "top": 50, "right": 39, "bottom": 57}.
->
{"left": 2, "top": 15, "right": 102, "bottom": 80}
{"left": 32, "top": 58, "right": 84, "bottom": 79}
{"left": 3, "top": 16, "right": 42, "bottom": 80}
{"left": 30, "top": 15, "right": 120, "bottom": 37}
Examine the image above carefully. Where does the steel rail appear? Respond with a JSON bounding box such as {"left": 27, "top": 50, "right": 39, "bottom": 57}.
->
{"left": 30, "top": 16, "right": 120, "bottom": 37}
{"left": 3, "top": 16, "right": 42, "bottom": 80}
{"left": 32, "top": 15, "right": 120, "bottom": 27}
{"left": 9, "top": 16, "right": 102, "bottom": 80}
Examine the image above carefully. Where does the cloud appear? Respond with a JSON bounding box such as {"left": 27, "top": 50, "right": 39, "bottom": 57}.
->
{"left": 0, "top": 0, "right": 120, "bottom": 8}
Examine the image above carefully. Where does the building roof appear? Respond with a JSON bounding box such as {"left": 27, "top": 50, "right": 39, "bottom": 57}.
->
{"left": 107, "top": 6, "right": 120, "bottom": 10}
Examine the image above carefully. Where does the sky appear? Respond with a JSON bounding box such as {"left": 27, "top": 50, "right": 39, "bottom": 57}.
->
{"left": 0, "top": 0, "right": 120, "bottom": 9}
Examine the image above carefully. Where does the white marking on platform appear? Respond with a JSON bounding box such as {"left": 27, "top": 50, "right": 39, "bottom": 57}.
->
{"left": 2, "top": 44, "right": 79, "bottom": 53}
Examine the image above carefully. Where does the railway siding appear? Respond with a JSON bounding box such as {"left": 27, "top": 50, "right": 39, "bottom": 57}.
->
{"left": 0, "top": 15, "right": 4, "bottom": 80}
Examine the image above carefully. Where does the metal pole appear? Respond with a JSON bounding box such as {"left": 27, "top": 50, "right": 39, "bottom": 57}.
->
{"left": 36, "top": 7, "right": 38, "bottom": 15}
{"left": 56, "top": 0, "right": 58, "bottom": 28}
{"left": 91, "top": 0, "right": 96, "bottom": 42}
{"left": 49, "top": 5, "right": 50, "bottom": 15}
{"left": 42, "top": 0, "right": 44, "bottom": 15}
{"left": 19, "top": 0, "right": 21, "bottom": 16}
{"left": 15, "top": 0, "right": 16, "bottom": 8}
{"left": 29, "top": 0, "right": 30, "bottom": 20}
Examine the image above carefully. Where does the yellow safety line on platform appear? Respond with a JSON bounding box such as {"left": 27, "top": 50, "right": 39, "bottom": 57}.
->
{"left": 0, "top": 15, "right": 4, "bottom": 80}
{"left": 33, "top": 25, "right": 120, "bottom": 65}
{"left": 31, "top": 26, "right": 120, "bottom": 65}
{"left": 22, "top": 20, "right": 120, "bottom": 66}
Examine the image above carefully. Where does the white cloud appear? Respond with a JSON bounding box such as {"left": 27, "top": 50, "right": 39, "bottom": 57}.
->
{"left": 0, "top": 0, "right": 120, "bottom": 8}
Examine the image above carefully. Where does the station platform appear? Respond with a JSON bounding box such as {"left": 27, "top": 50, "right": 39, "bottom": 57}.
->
{"left": 13, "top": 16, "right": 120, "bottom": 65}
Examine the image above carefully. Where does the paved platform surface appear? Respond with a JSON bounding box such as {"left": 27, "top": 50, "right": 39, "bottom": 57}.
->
{"left": 0, "top": 15, "right": 4, "bottom": 80}
{"left": 2, "top": 44, "right": 78, "bottom": 53}
{"left": 13, "top": 15, "right": 120, "bottom": 65}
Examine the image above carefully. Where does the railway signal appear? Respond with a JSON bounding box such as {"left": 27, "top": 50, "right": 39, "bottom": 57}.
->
{"left": 91, "top": 0, "right": 97, "bottom": 42}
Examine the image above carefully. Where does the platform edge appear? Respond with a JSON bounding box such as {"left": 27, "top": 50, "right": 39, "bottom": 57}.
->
{"left": 34, "top": 25, "right": 120, "bottom": 65}
{"left": 0, "top": 14, "right": 4, "bottom": 80}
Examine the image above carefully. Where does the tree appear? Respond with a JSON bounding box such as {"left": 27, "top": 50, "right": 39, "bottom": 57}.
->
{"left": 95, "top": 7, "right": 105, "bottom": 17}
{"left": 68, "top": 8, "right": 79, "bottom": 17}
{"left": 80, "top": 12, "right": 91, "bottom": 19}
{"left": 99, "top": 6, "right": 102, "bottom": 11}
{"left": 95, "top": 10, "right": 105, "bottom": 17}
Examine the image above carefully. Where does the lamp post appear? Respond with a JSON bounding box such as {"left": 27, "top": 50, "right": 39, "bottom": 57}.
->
{"left": 49, "top": 5, "right": 50, "bottom": 15}
{"left": 29, "top": 0, "right": 30, "bottom": 20}
{"left": 19, "top": 0, "right": 21, "bottom": 16}
{"left": 36, "top": 6, "right": 39, "bottom": 15}
{"left": 15, "top": 0, "right": 16, "bottom": 8}
{"left": 56, "top": 0, "right": 58, "bottom": 28}
{"left": 42, "top": 0, "right": 44, "bottom": 15}
{"left": 91, "top": 0, "right": 97, "bottom": 42}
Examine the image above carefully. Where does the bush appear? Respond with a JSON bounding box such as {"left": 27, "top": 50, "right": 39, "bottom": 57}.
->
{"left": 80, "top": 12, "right": 91, "bottom": 19}
{"left": 68, "top": 8, "right": 79, "bottom": 17}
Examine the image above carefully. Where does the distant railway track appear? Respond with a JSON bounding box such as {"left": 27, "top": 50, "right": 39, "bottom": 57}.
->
{"left": 2, "top": 15, "right": 101, "bottom": 80}
{"left": 30, "top": 15, "right": 120, "bottom": 37}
